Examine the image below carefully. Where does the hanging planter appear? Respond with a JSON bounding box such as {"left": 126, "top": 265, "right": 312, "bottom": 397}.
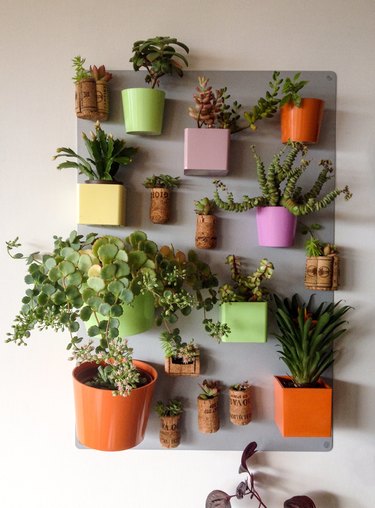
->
{"left": 194, "top": 197, "right": 217, "bottom": 249}
{"left": 184, "top": 128, "right": 230, "bottom": 176}
{"left": 256, "top": 206, "right": 297, "bottom": 247}
{"left": 274, "top": 376, "right": 332, "bottom": 437}
{"left": 197, "top": 380, "right": 221, "bottom": 434}
{"left": 164, "top": 355, "right": 200, "bottom": 376}
{"left": 73, "top": 360, "right": 157, "bottom": 451}
{"left": 229, "top": 382, "right": 252, "bottom": 426}
{"left": 161, "top": 330, "right": 200, "bottom": 376}
{"left": 142, "top": 174, "right": 181, "bottom": 224}
{"left": 281, "top": 98, "right": 324, "bottom": 144}
{"left": 78, "top": 181, "right": 126, "bottom": 226}
{"left": 155, "top": 400, "right": 183, "bottom": 449}
{"left": 73, "top": 57, "right": 112, "bottom": 121}
{"left": 122, "top": 36, "right": 189, "bottom": 135}
{"left": 220, "top": 302, "right": 268, "bottom": 343}
{"left": 305, "top": 254, "right": 340, "bottom": 290}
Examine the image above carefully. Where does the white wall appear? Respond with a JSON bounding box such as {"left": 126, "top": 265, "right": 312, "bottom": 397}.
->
{"left": 1, "top": 1, "right": 374, "bottom": 506}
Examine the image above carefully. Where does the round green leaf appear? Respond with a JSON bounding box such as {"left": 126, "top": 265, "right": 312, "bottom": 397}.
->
{"left": 87, "top": 276, "right": 105, "bottom": 292}
{"left": 48, "top": 266, "right": 61, "bottom": 282}
{"left": 114, "top": 260, "right": 130, "bottom": 278}
{"left": 98, "top": 243, "right": 118, "bottom": 264}
{"left": 120, "top": 288, "right": 134, "bottom": 304}
{"left": 78, "top": 253, "right": 93, "bottom": 272}
{"left": 108, "top": 281, "right": 124, "bottom": 297}
{"left": 59, "top": 260, "right": 75, "bottom": 276}
{"left": 80, "top": 306, "right": 92, "bottom": 321}
{"left": 88, "top": 325, "right": 100, "bottom": 337}
{"left": 87, "top": 296, "right": 103, "bottom": 311}
{"left": 101, "top": 263, "right": 117, "bottom": 280}
{"left": 110, "top": 304, "right": 123, "bottom": 317}
{"left": 98, "top": 303, "right": 111, "bottom": 316}
{"left": 65, "top": 271, "right": 83, "bottom": 287}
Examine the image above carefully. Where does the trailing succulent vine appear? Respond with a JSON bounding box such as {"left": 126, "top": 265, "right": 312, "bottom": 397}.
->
{"left": 213, "top": 141, "right": 352, "bottom": 216}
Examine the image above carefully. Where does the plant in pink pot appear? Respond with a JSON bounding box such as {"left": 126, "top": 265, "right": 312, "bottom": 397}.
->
{"left": 213, "top": 141, "right": 352, "bottom": 247}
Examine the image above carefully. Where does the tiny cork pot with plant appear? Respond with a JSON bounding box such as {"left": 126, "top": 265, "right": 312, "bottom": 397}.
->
{"left": 155, "top": 399, "right": 183, "bottom": 449}
{"left": 197, "top": 380, "right": 221, "bottom": 433}
{"left": 143, "top": 174, "right": 181, "bottom": 224}
{"left": 194, "top": 197, "right": 217, "bottom": 249}
{"left": 161, "top": 329, "right": 200, "bottom": 376}
{"left": 229, "top": 381, "right": 252, "bottom": 426}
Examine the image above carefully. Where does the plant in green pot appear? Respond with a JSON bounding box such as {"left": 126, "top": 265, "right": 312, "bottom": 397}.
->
{"left": 213, "top": 141, "right": 352, "bottom": 247}
{"left": 205, "top": 255, "right": 274, "bottom": 343}
{"left": 302, "top": 223, "right": 339, "bottom": 291}
{"left": 122, "top": 36, "right": 189, "bottom": 135}
{"left": 53, "top": 121, "right": 137, "bottom": 226}
{"left": 155, "top": 399, "right": 184, "bottom": 448}
{"left": 273, "top": 293, "right": 352, "bottom": 437}
{"left": 185, "top": 75, "right": 241, "bottom": 176}
{"left": 142, "top": 173, "right": 181, "bottom": 224}
{"left": 73, "top": 55, "right": 113, "bottom": 121}
{"left": 6, "top": 229, "right": 161, "bottom": 451}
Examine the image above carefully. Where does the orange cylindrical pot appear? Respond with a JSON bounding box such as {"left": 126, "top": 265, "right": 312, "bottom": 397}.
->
{"left": 73, "top": 360, "right": 158, "bottom": 451}
{"left": 280, "top": 98, "right": 324, "bottom": 144}
{"left": 273, "top": 375, "right": 332, "bottom": 437}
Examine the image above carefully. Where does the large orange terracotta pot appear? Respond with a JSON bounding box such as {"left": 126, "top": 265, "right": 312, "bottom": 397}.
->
{"left": 73, "top": 360, "right": 158, "bottom": 451}
{"left": 280, "top": 98, "right": 324, "bottom": 144}
{"left": 273, "top": 375, "right": 332, "bottom": 438}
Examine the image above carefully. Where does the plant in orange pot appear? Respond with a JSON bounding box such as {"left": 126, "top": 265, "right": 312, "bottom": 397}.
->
{"left": 273, "top": 293, "right": 352, "bottom": 438}
{"left": 6, "top": 229, "right": 162, "bottom": 451}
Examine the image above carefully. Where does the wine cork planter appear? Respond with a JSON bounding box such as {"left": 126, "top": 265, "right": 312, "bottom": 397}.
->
{"left": 159, "top": 415, "right": 181, "bottom": 448}
{"left": 197, "top": 396, "right": 220, "bottom": 433}
{"left": 229, "top": 386, "right": 252, "bottom": 425}
{"left": 75, "top": 80, "right": 109, "bottom": 122}
{"left": 150, "top": 188, "right": 170, "bottom": 224}
{"left": 304, "top": 254, "right": 339, "bottom": 290}
{"left": 165, "top": 355, "right": 200, "bottom": 376}
{"left": 195, "top": 214, "right": 217, "bottom": 249}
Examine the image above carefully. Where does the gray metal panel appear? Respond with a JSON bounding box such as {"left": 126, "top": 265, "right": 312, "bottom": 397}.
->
{"left": 77, "top": 70, "right": 336, "bottom": 451}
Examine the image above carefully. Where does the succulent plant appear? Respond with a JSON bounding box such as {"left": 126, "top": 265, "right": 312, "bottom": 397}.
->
{"left": 130, "top": 36, "right": 189, "bottom": 89}
{"left": 53, "top": 121, "right": 137, "bottom": 181}
{"left": 273, "top": 293, "right": 352, "bottom": 387}
{"left": 279, "top": 72, "right": 309, "bottom": 107}
{"left": 213, "top": 142, "right": 352, "bottom": 215}
{"left": 198, "top": 379, "right": 222, "bottom": 400}
{"left": 155, "top": 399, "right": 183, "bottom": 417}
{"left": 231, "top": 381, "right": 251, "bottom": 391}
{"left": 160, "top": 328, "right": 199, "bottom": 364}
{"left": 72, "top": 56, "right": 91, "bottom": 82}
{"left": 90, "top": 64, "right": 112, "bottom": 82}
{"left": 194, "top": 197, "right": 216, "bottom": 215}
{"left": 188, "top": 76, "right": 241, "bottom": 131}
{"left": 301, "top": 223, "right": 338, "bottom": 257}
{"left": 143, "top": 174, "right": 181, "bottom": 189}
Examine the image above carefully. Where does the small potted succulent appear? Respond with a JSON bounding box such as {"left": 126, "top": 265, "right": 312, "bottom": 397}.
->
{"left": 213, "top": 141, "right": 352, "bottom": 247}
{"left": 197, "top": 379, "right": 222, "bottom": 434}
{"left": 122, "top": 36, "right": 189, "bottom": 135}
{"left": 273, "top": 293, "right": 352, "bottom": 437}
{"left": 142, "top": 173, "right": 181, "bottom": 224}
{"left": 6, "top": 229, "right": 162, "bottom": 451}
{"left": 155, "top": 399, "right": 184, "bottom": 448}
{"left": 194, "top": 197, "right": 217, "bottom": 249}
{"left": 229, "top": 381, "right": 252, "bottom": 426}
{"left": 213, "top": 255, "right": 274, "bottom": 343}
{"left": 161, "top": 328, "right": 200, "bottom": 376}
{"left": 206, "top": 441, "right": 317, "bottom": 508}
{"left": 53, "top": 121, "right": 137, "bottom": 226}
{"left": 302, "top": 223, "right": 339, "bottom": 290}
{"left": 73, "top": 55, "right": 112, "bottom": 121}
{"left": 185, "top": 76, "right": 241, "bottom": 176}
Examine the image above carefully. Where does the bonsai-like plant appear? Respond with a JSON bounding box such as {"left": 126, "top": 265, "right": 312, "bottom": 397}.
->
{"left": 155, "top": 399, "right": 183, "bottom": 418}
{"left": 302, "top": 223, "right": 337, "bottom": 257}
{"left": 273, "top": 293, "right": 352, "bottom": 387}
{"left": 188, "top": 76, "right": 241, "bottom": 132}
{"left": 218, "top": 255, "right": 274, "bottom": 303}
{"left": 213, "top": 141, "right": 352, "bottom": 215}
{"left": 206, "top": 441, "right": 316, "bottom": 508}
{"left": 130, "top": 36, "right": 189, "bottom": 89}
{"left": 161, "top": 328, "right": 199, "bottom": 364}
{"left": 194, "top": 197, "right": 216, "bottom": 215}
{"left": 72, "top": 56, "right": 112, "bottom": 83}
{"left": 53, "top": 121, "right": 137, "bottom": 181}
{"left": 198, "top": 379, "right": 222, "bottom": 400}
{"left": 143, "top": 174, "right": 181, "bottom": 189}
{"left": 6, "top": 230, "right": 161, "bottom": 396}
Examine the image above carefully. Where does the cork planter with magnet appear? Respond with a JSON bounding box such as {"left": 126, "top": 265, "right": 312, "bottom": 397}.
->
{"left": 143, "top": 174, "right": 181, "bottom": 224}
{"left": 165, "top": 354, "right": 200, "bottom": 377}
{"left": 155, "top": 399, "right": 183, "bottom": 449}
{"left": 161, "top": 332, "right": 200, "bottom": 377}
{"left": 78, "top": 181, "right": 126, "bottom": 226}
{"left": 194, "top": 198, "right": 217, "bottom": 249}
{"left": 197, "top": 380, "right": 221, "bottom": 434}
{"left": 229, "top": 382, "right": 252, "bottom": 426}
{"left": 305, "top": 254, "right": 339, "bottom": 290}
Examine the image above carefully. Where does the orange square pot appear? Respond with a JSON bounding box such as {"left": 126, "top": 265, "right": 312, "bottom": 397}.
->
{"left": 273, "top": 375, "right": 332, "bottom": 438}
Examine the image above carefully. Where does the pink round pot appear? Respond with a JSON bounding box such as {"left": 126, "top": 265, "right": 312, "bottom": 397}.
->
{"left": 256, "top": 206, "right": 297, "bottom": 247}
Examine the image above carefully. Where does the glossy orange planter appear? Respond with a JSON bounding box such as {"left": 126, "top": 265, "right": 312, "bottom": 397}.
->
{"left": 274, "top": 375, "right": 332, "bottom": 437}
{"left": 73, "top": 360, "right": 158, "bottom": 451}
{"left": 281, "top": 98, "right": 324, "bottom": 144}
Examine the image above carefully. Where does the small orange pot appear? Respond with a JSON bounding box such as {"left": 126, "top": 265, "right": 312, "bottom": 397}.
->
{"left": 280, "top": 98, "right": 324, "bottom": 144}
{"left": 73, "top": 360, "right": 158, "bottom": 451}
{"left": 274, "top": 375, "right": 332, "bottom": 437}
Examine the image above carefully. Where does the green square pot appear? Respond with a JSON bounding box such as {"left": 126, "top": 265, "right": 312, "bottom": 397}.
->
{"left": 121, "top": 88, "right": 165, "bottom": 135}
{"left": 220, "top": 302, "right": 268, "bottom": 343}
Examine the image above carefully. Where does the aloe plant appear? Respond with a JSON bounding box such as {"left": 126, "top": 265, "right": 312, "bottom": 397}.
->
{"left": 274, "top": 293, "right": 352, "bottom": 387}
{"left": 213, "top": 142, "right": 352, "bottom": 216}
{"left": 53, "top": 121, "right": 137, "bottom": 181}
{"left": 130, "top": 36, "right": 189, "bottom": 88}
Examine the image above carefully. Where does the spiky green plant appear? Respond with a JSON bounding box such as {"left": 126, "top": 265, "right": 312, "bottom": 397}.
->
{"left": 273, "top": 294, "right": 352, "bottom": 387}
{"left": 130, "top": 36, "right": 189, "bottom": 89}
{"left": 72, "top": 56, "right": 91, "bottom": 82}
{"left": 155, "top": 399, "right": 183, "bottom": 417}
{"left": 213, "top": 142, "right": 352, "bottom": 216}
{"left": 194, "top": 197, "right": 216, "bottom": 215}
{"left": 143, "top": 174, "right": 181, "bottom": 189}
{"left": 53, "top": 121, "right": 137, "bottom": 181}
{"left": 301, "top": 223, "right": 337, "bottom": 257}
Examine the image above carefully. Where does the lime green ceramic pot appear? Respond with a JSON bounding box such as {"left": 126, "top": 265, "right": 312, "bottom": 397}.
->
{"left": 220, "top": 302, "right": 268, "bottom": 343}
{"left": 121, "top": 88, "right": 165, "bottom": 135}
{"left": 86, "top": 292, "right": 155, "bottom": 337}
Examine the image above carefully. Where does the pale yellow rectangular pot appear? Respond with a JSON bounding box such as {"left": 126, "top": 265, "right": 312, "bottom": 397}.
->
{"left": 78, "top": 182, "right": 126, "bottom": 226}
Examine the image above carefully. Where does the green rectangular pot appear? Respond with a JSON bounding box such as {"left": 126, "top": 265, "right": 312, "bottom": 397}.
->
{"left": 220, "top": 302, "right": 268, "bottom": 343}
